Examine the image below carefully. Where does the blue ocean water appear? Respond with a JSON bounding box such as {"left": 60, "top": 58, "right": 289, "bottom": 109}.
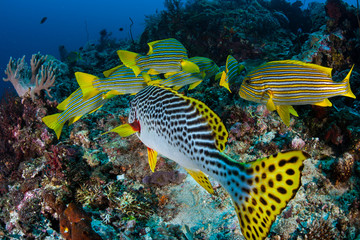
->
{"left": 0, "top": 0, "right": 357, "bottom": 98}
{"left": 0, "top": 0, "right": 165, "bottom": 97}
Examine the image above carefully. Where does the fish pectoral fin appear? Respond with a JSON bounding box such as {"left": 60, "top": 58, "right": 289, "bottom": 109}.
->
{"left": 75, "top": 72, "right": 99, "bottom": 100}
{"left": 147, "top": 147, "right": 158, "bottom": 172}
{"left": 181, "top": 60, "right": 200, "bottom": 74}
{"left": 188, "top": 80, "right": 202, "bottom": 90}
{"left": 314, "top": 98, "right": 332, "bottom": 107}
{"left": 42, "top": 113, "right": 64, "bottom": 139}
{"left": 103, "top": 123, "right": 139, "bottom": 137}
{"left": 233, "top": 151, "right": 310, "bottom": 240}
{"left": 103, "top": 90, "right": 123, "bottom": 99}
{"left": 147, "top": 69, "right": 161, "bottom": 75}
{"left": 265, "top": 96, "right": 276, "bottom": 112}
{"left": 184, "top": 168, "right": 214, "bottom": 195}
{"left": 276, "top": 105, "right": 296, "bottom": 126}
{"left": 117, "top": 50, "right": 141, "bottom": 76}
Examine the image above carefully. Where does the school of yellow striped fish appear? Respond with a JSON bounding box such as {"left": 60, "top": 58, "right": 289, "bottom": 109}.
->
{"left": 42, "top": 38, "right": 356, "bottom": 240}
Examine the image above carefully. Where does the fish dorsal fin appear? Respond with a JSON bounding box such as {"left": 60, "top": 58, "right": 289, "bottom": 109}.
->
{"left": 42, "top": 113, "right": 64, "bottom": 139}
{"left": 75, "top": 72, "right": 99, "bottom": 100}
{"left": 147, "top": 147, "right": 158, "bottom": 172}
{"left": 269, "top": 60, "right": 333, "bottom": 77}
{"left": 147, "top": 39, "right": 162, "bottom": 55}
{"left": 181, "top": 59, "right": 200, "bottom": 74}
{"left": 314, "top": 98, "right": 332, "bottom": 107}
{"left": 117, "top": 50, "right": 142, "bottom": 76}
{"left": 186, "top": 97, "right": 228, "bottom": 152}
{"left": 188, "top": 80, "right": 202, "bottom": 90}
{"left": 184, "top": 168, "right": 214, "bottom": 194}
{"left": 103, "top": 65, "right": 123, "bottom": 78}
{"left": 233, "top": 151, "right": 309, "bottom": 240}
{"left": 159, "top": 86, "right": 228, "bottom": 152}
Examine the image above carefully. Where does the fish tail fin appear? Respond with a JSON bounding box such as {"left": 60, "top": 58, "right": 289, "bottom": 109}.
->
{"left": 341, "top": 65, "right": 356, "bottom": 99}
{"left": 215, "top": 151, "right": 309, "bottom": 240}
{"left": 219, "top": 71, "right": 232, "bottom": 92}
{"left": 117, "top": 50, "right": 142, "bottom": 76}
{"left": 74, "top": 72, "right": 99, "bottom": 100}
{"left": 42, "top": 113, "right": 65, "bottom": 139}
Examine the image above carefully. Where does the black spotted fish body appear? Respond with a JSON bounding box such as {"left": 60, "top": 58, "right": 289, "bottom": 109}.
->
{"left": 108, "top": 85, "right": 310, "bottom": 240}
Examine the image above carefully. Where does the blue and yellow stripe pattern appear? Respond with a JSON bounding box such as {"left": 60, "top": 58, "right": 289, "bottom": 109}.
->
{"left": 239, "top": 60, "right": 355, "bottom": 125}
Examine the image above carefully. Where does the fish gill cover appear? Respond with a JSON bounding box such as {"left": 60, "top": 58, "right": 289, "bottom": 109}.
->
{"left": 0, "top": 0, "right": 360, "bottom": 240}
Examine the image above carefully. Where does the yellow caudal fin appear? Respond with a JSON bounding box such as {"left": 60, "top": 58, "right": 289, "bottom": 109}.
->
{"left": 314, "top": 98, "right": 332, "bottom": 107}
{"left": 219, "top": 71, "right": 231, "bottom": 92}
{"left": 181, "top": 59, "right": 200, "bottom": 74}
{"left": 103, "top": 65, "right": 122, "bottom": 78}
{"left": 188, "top": 80, "right": 202, "bottom": 90}
{"left": 147, "top": 39, "right": 162, "bottom": 55}
{"left": 147, "top": 147, "right": 158, "bottom": 172}
{"left": 232, "top": 151, "right": 310, "bottom": 240}
{"left": 102, "top": 123, "right": 139, "bottom": 137}
{"left": 184, "top": 168, "right": 214, "bottom": 194}
{"left": 341, "top": 65, "right": 356, "bottom": 99}
{"left": 117, "top": 50, "right": 141, "bottom": 76}
{"left": 75, "top": 72, "right": 99, "bottom": 100}
{"left": 42, "top": 113, "right": 65, "bottom": 139}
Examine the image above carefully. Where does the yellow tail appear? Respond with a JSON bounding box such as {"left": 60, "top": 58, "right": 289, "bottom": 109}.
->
{"left": 341, "top": 65, "right": 356, "bottom": 99}
{"left": 219, "top": 151, "right": 310, "bottom": 240}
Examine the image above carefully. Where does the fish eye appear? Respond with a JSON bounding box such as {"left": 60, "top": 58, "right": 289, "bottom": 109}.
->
{"left": 244, "top": 78, "right": 250, "bottom": 84}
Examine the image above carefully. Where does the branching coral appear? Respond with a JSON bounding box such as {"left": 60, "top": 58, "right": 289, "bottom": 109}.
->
{"left": 3, "top": 53, "right": 57, "bottom": 100}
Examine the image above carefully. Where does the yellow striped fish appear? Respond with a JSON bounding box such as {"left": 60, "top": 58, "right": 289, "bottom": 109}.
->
{"left": 105, "top": 85, "right": 310, "bottom": 240}
{"left": 189, "top": 56, "right": 220, "bottom": 79}
{"left": 239, "top": 60, "right": 356, "bottom": 126}
{"left": 75, "top": 66, "right": 159, "bottom": 100}
{"left": 219, "top": 55, "right": 245, "bottom": 93}
{"left": 117, "top": 38, "right": 199, "bottom": 76}
{"left": 156, "top": 57, "right": 220, "bottom": 90}
{"left": 42, "top": 88, "right": 112, "bottom": 139}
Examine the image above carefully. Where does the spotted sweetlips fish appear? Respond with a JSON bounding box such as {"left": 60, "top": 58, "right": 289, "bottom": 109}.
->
{"left": 106, "top": 85, "right": 310, "bottom": 240}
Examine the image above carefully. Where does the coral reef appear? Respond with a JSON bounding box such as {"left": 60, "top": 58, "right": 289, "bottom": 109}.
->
{"left": 0, "top": 0, "right": 360, "bottom": 239}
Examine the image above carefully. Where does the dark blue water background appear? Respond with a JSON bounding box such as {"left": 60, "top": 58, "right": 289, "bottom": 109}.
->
{"left": 0, "top": 0, "right": 357, "bottom": 98}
